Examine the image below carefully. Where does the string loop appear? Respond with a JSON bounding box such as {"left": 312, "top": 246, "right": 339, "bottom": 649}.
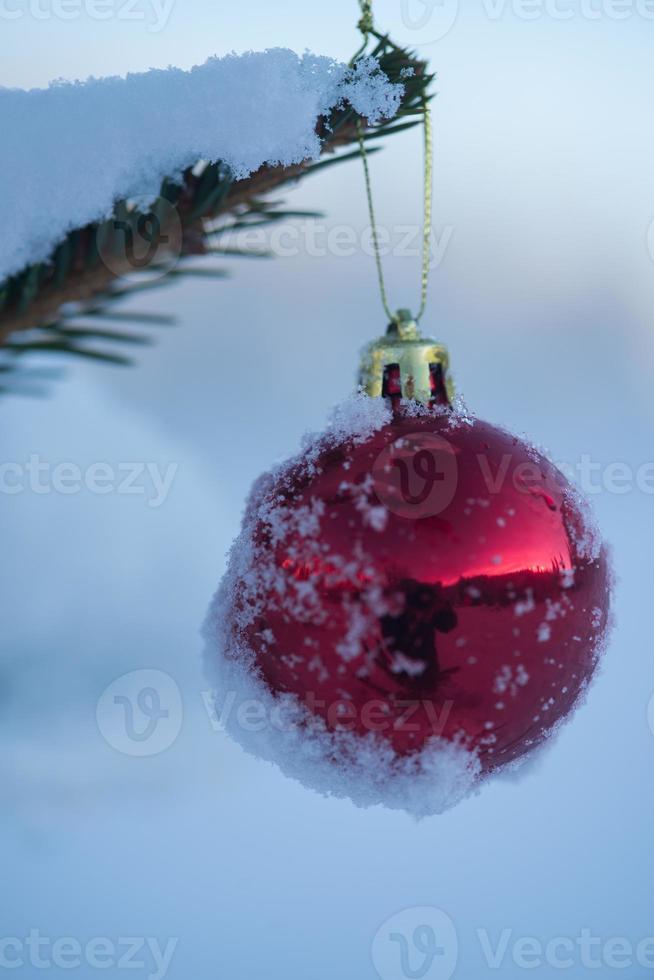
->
{"left": 357, "top": 0, "right": 373, "bottom": 35}
{"left": 354, "top": 0, "right": 433, "bottom": 324}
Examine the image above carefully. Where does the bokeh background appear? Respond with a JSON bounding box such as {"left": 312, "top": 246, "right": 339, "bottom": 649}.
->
{"left": 2, "top": 1, "right": 654, "bottom": 977}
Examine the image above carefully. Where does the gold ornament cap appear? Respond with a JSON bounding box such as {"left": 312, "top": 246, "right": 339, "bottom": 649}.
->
{"left": 358, "top": 309, "right": 454, "bottom": 407}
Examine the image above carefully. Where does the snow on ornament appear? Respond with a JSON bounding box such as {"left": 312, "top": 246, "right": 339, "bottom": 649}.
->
{"left": 203, "top": 314, "right": 612, "bottom": 817}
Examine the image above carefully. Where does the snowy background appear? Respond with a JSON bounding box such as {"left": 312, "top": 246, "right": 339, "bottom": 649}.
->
{"left": 2, "top": 1, "right": 654, "bottom": 978}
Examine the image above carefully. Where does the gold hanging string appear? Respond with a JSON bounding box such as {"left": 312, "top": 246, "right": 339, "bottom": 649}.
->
{"left": 351, "top": 0, "right": 373, "bottom": 63}
{"left": 354, "top": 0, "right": 433, "bottom": 325}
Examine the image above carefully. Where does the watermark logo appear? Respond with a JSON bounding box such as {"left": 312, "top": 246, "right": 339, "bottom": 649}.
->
{"left": 97, "top": 197, "right": 182, "bottom": 282}
{"left": 206, "top": 690, "right": 454, "bottom": 738}
{"left": 372, "top": 907, "right": 458, "bottom": 980}
{"left": 96, "top": 669, "right": 183, "bottom": 756}
{"left": 370, "top": 440, "right": 654, "bottom": 522}
{"left": 0, "top": 456, "right": 178, "bottom": 508}
{"left": 373, "top": 432, "right": 458, "bottom": 519}
{"left": 0, "top": 931, "right": 177, "bottom": 979}
{"left": 396, "top": 0, "right": 654, "bottom": 40}
{"left": 398, "top": 0, "right": 460, "bottom": 43}
{"left": 480, "top": 0, "right": 654, "bottom": 21}
{"left": 647, "top": 217, "right": 654, "bottom": 266}
{"left": 220, "top": 220, "right": 453, "bottom": 267}
{"left": 0, "top": 0, "right": 176, "bottom": 32}
{"left": 476, "top": 927, "right": 654, "bottom": 969}
{"left": 372, "top": 909, "right": 654, "bottom": 974}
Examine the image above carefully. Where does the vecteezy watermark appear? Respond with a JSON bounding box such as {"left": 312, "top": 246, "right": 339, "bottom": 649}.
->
{"left": 217, "top": 221, "right": 454, "bottom": 269}
{"left": 479, "top": 0, "right": 654, "bottom": 20}
{"left": 0, "top": 457, "right": 178, "bottom": 508}
{"left": 0, "top": 932, "right": 178, "bottom": 978}
{"left": 372, "top": 908, "right": 654, "bottom": 976}
{"left": 558, "top": 456, "right": 654, "bottom": 496}
{"left": 97, "top": 197, "right": 182, "bottom": 282}
{"left": 373, "top": 432, "right": 459, "bottom": 519}
{"left": 647, "top": 691, "right": 654, "bottom": 739}
{"left": 398, "top": 0, "right": 460, "bottom": 44}
{"left": 0, "top": 0, "right": 175, "bottom": 31}
{"left": 372, "top": 907, "right": 459, "bottom": 980}
{"left": 96, "top": 670, "right": 183, "bottom": 756}
{"left": 19, "top": 0, "right": 637, "bottom": 45}
{"left": 371, "top": 433, "right": 654, "bottom": 520}
{"left": 476, "top": 929, "right": 654, "bottom": 970}
{"left": 395, "top": 0, "right": 654, "bottom": 42}
{"left": 205, "top": 690, "right": 455, "bottom": 739}
{"left": 647, "top": 217, "right": 654, "bottom": 266}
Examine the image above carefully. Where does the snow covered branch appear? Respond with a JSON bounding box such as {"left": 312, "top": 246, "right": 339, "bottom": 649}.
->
{"left": 0, "top": 34, "right": 430, "bottom": 366}
{"left": 0, "top": 50, "right": 402, "bottom": 283}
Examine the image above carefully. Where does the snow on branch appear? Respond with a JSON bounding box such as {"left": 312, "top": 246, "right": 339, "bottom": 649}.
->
{"left": 0, "top": 50, "right": 402, "bottom": 282}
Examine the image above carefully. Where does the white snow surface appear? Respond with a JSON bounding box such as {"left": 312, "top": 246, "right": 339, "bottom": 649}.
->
{"left": 202, "top": 633, "right": 482, "bottom": 819}
{"left": 0, "top": 50, "right": 402, "bottom": 281}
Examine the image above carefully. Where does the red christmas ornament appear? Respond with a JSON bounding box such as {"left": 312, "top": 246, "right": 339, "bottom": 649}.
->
{"left": 204, "top": 317, "right": 611, "bottom": 814}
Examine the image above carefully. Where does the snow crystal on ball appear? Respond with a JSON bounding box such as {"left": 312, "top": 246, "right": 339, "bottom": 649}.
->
{"left": 0, "top": 51, "right": 402, "bottom": 281}
{"left": 202, "top": 623, "right": 482, "bottom": 820}
{"left": 322, "top": 390, "right": 393, "bottom": 446}
{"left": 562, "top": 483, "right": 603, "bottom": 563}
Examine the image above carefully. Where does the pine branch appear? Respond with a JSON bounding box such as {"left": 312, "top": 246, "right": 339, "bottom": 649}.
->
{"left": 0, "top": 37, "right": 432, "bottom": 384}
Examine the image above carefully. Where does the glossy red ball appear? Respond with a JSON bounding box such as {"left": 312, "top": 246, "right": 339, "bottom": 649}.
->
{"left": 231, "top": 409, "right": 610, "bottom": 774}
